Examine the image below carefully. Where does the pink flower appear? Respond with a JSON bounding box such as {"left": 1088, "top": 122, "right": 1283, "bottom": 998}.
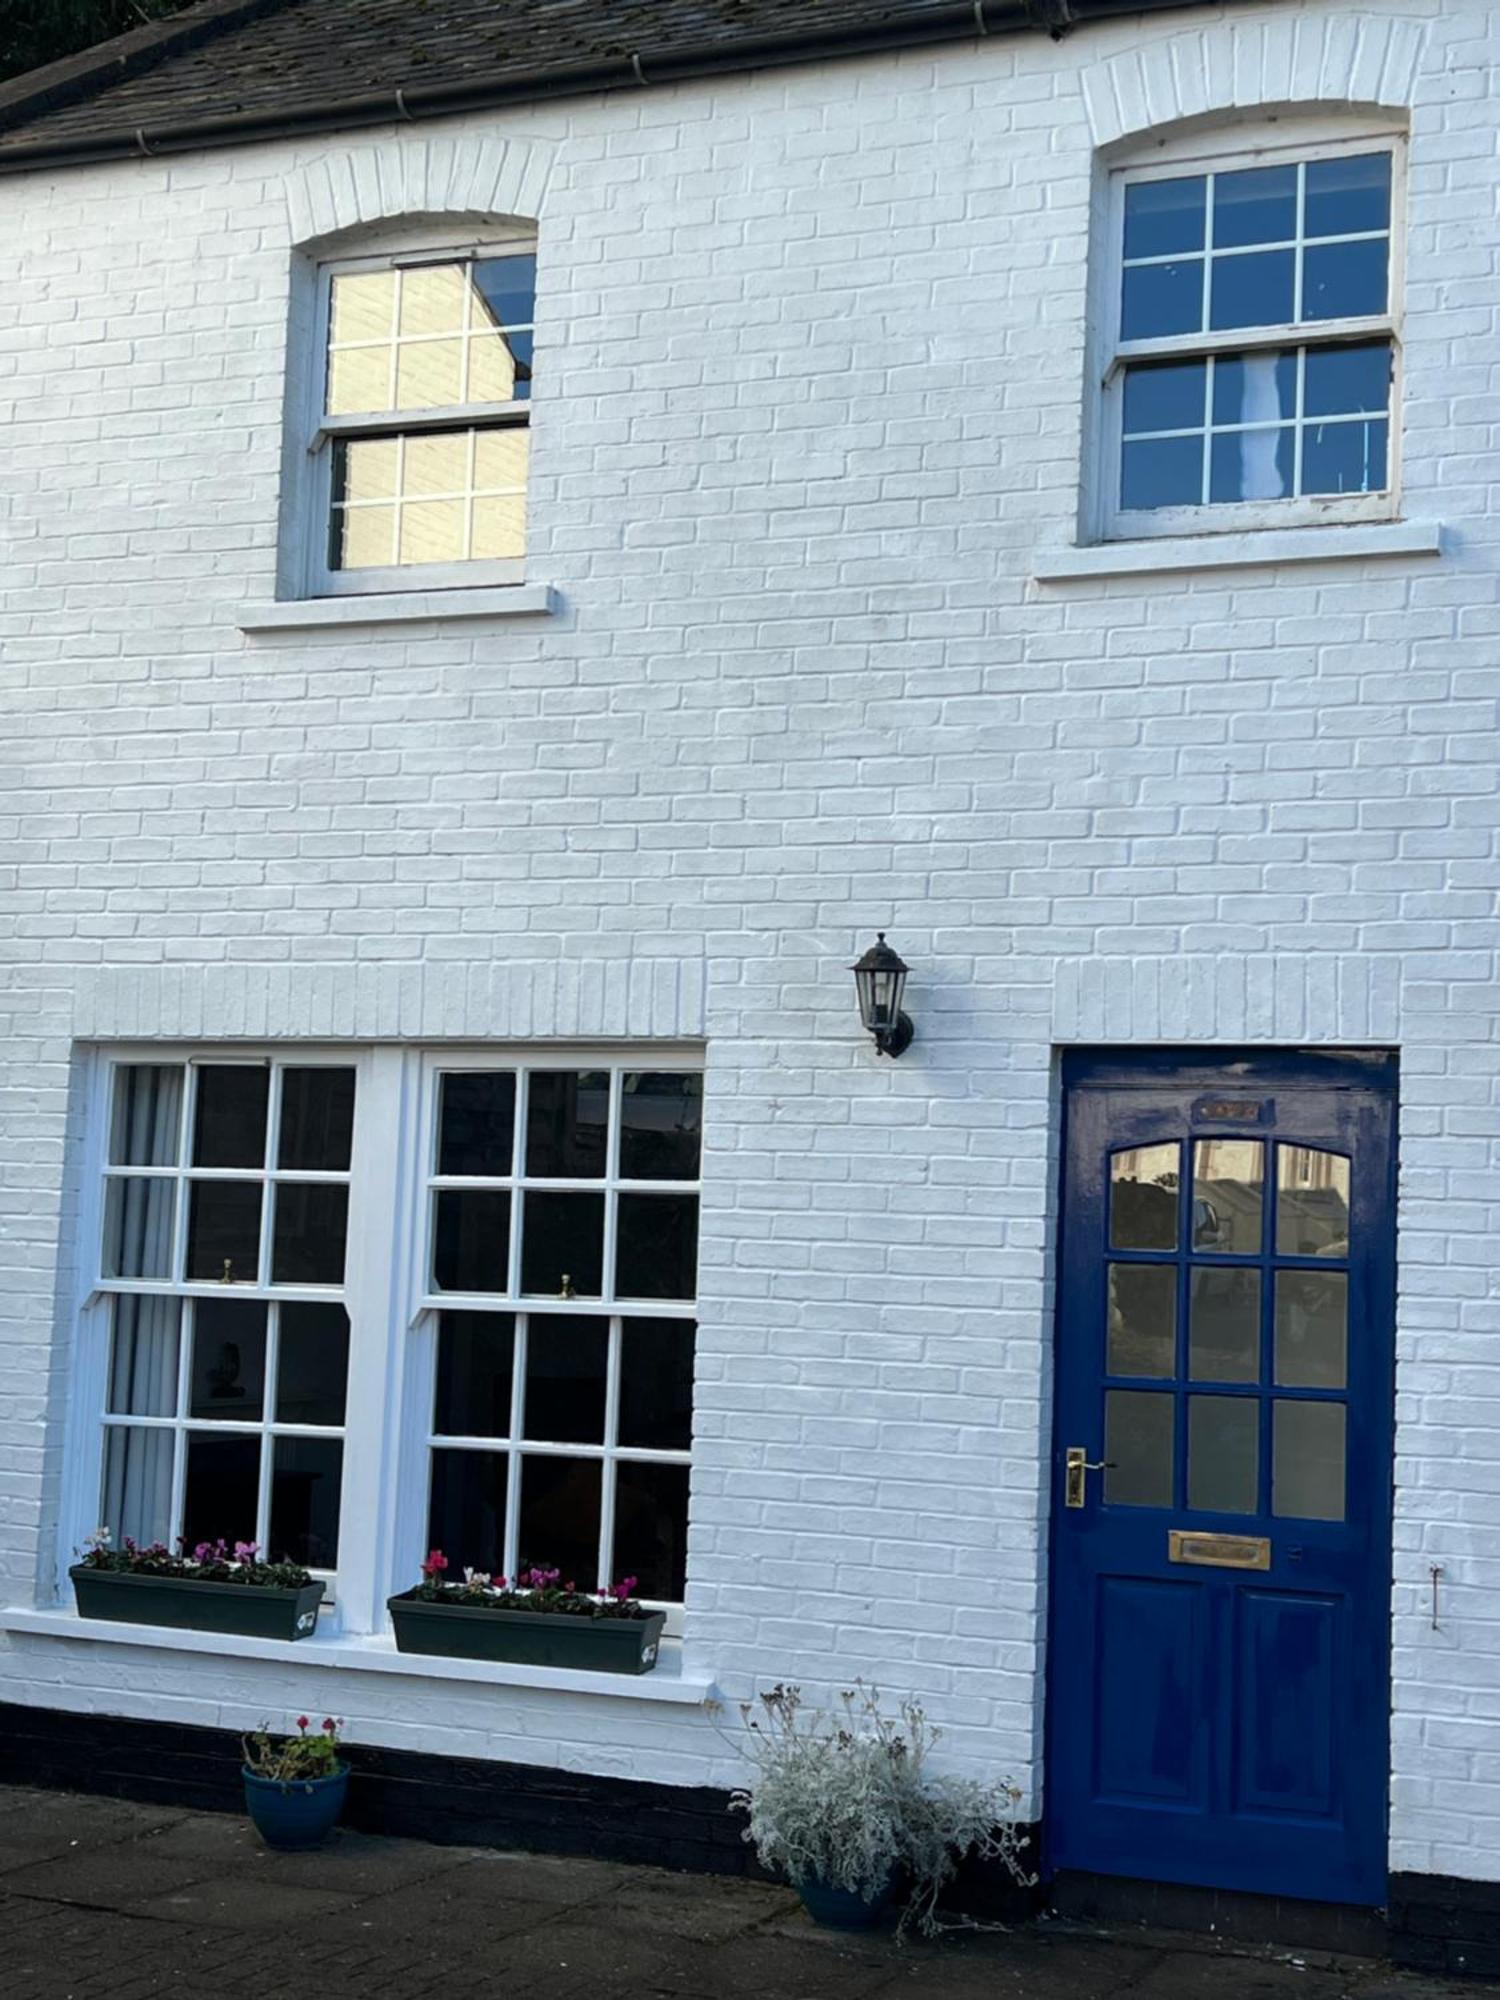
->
{"left": 420, "top": 1549, "right": 449, "bottom": 1578}
{"left": 322, "top": 1717, "right": 336, "bottom": 1734}
{"left": 296, "top": 1715, "right": 309, "bottom": 1731}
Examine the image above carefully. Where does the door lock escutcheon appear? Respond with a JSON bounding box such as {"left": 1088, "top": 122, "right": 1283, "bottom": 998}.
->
{"left": 1065, "top": 1446, "right": 1114, "bottom": 1508}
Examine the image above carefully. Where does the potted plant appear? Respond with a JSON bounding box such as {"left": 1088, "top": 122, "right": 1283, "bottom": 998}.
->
{"left": 387, "top": 1554, "right": 666, "bottom": 1675}
{"left": 70, "top": 1530, "right": 325, "bottom": 1641}
{"left": 730, "top": 1683, "right": 1033, "bottom": 1934}
{"left": 242, "top": 1715, "right": 348, "bottom": 1850}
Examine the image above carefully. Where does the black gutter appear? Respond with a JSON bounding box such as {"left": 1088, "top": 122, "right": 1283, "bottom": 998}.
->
{"left": 0, "top": 0, "right": 1246, "bottom": 175}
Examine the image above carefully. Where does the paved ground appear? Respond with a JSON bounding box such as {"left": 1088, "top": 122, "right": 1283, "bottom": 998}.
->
{"left": 0, "top": 1784, "right": 1490, "bottom": 2000}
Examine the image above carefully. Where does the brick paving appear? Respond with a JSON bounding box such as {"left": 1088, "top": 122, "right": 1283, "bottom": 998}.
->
{"left": 0, "top": 1785, "right": 1489, "bottom": 2000}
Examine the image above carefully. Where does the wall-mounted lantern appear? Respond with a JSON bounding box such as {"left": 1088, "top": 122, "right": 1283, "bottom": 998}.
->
{"left": 851, "top": 933, "right": 914, "bottom": 1059}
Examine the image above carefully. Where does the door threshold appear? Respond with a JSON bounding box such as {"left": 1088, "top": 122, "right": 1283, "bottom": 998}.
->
{"left": 1048, "top": 1870, "right": 1387, "bottom": 1959}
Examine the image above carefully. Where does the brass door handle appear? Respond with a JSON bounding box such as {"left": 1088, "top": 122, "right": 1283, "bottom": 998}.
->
{"left": 1064, "top": 1446, "right": 1115, "bottom": 1508}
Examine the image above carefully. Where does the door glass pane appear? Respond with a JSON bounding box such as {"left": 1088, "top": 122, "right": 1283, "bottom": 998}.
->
{"left": 271, "top": 1183, "right": 349, "bottom": 1286}
{"left": 189, "top": 1298, "right": 267, "bottom": 1421}
{"left": 181, "top": 1432, "right": 260, "bottom": 1551}
{"left": 1276, "top": 1147, "right": 1351, "bottom": 1256}
{"left": 102, "top": 1176, "right": 176, "bottom": 1280}
{"left": 433, "top": 1189, "right": 512, "bottom": 1293}
{"left": 525, "top": 1071, "right": 610, "bottom": 1178}
{"left": 185, "top": 1180, "right": 263, "bottom": 1284}
{"left": 107, "top": 1294, "right": 181, "bottom": 1417}
{"left": 614, "top": 1462, "right": 690, "bottom": 1600}
{"left": 438, "top": 1072, "right": 516, "bottom": 1178}
{"left": 278, "top": 1068, "right": 356, "bottom": 1171}
{"left": 616, "top": 1193, "right": 699, "bottom": 1301}
{"left": 1107, "top": 1264, "right": 1176, "bottom": 1378}
{"left": 428, "top": 1448, "right": 507, "bottom": 1575}
{"left": 1103, "top": 1391, "right": 1174, "bottom": 1508}
{"left": 1274, "top": 1401, "right": 1345, "bottom": 1520}
{"left": 518, "top": 1454, "right": 602, "bottom": 1589}
{"left": 520, "top": 1191, "right": 605, "bottom": 1297}
{"left": 1188, "top": 1267, "right": 1261, "bottom": 1383}
{"left": 619, "top": 1320, "right": 696, "bottom": 1451}
{"left": 192, "top": 1066, "right": 269, "bottom": 1169}
{"left": 270, "top": 1437, "right": 343, "bottom": 1568}
{"left": 276, "top": 1303, "right": 351, "bottom": 1426}
{"left": 523, "top": 1315, "right": 608, "bottom": 1444}
{"left": 434, "top": 1312, "right": 515, "bottom": 1438}
{"left": 1275, "top": 1271, "right": 1348, "bottom": 1389}
{"left": 101, "top": 1426, "right": 174, "bottom": 1548}
{"left": 620, "top": 1073, "right": 703, "bottom": 1180}
{"left": 1192, "top": 1139, "right": 1263, "bottom": 1253}
{"left": 1188, "top": 1396, "right": 1258, "bottom": 1514}
{"left": 1109, "top": 1145, "right": 1179, "bottom": 1251}
{"left": 109, "top": 1065, "right": 183, "bottom": 1166}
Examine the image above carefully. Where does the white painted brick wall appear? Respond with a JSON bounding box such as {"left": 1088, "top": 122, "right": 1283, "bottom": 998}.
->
{"left": 0, "top": 0, "right": 1497, "bottom": 1882}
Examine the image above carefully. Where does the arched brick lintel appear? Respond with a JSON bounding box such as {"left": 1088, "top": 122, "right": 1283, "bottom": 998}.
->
{"left": 284, "top": 134, "right": 556, "bottom": 247}
{"left": 1080, "top": 12, "right": 1429, "bottom": 152}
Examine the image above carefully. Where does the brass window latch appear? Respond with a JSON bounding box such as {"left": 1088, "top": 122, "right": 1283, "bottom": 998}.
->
{"left": 1065, "top": 1446, "right": 1113, "bottom": 1508}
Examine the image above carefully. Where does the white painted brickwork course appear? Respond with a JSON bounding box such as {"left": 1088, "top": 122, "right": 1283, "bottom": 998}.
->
{"left": 0, "top": 0, "right": 1498, "bottom": 1882}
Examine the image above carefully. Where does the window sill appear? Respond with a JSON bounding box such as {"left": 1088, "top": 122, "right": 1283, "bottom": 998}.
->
{"left": 1033, "top": 518, "right": 1443, "bottom": 583}
{"left": 0, "top": 1607, "right": 715, "bottom": 1708}
{"left": 239, "top": 584, "right": 558, "bottom": 632}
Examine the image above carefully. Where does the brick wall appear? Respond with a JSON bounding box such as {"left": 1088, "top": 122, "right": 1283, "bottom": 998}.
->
{"left": 0, "top": 0, "right": 1497, "bottom": 1886}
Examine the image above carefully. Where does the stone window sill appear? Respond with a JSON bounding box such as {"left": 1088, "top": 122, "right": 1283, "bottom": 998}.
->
{"left": 239, "top": 584, "right": 558, "bottom": 632}
{"left": 1033, "top": 518, "right": 1443, "bottom": 583}
{"left": 0, "top": 1607, "right": 715, "bottom": 1707}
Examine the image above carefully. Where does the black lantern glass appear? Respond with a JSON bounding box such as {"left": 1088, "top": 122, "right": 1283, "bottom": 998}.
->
{"left": 850, "top": 933, "right": 914, "bottom": 1058}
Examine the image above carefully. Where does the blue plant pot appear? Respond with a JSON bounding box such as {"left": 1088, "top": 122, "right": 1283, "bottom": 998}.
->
{"left": 242, "top": 1765, "right": 349, "bottom": 1851}
{"left": 794, "top": 1875, "right": 894, "bottom": 1930}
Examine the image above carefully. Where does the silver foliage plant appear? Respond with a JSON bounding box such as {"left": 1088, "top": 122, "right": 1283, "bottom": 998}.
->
{"left": 729, "top": 1683, "right": 1033, "bottom": 1936}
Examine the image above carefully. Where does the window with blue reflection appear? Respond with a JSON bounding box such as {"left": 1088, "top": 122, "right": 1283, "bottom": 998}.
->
{"left": 1303, "top": 238, "right": 1388, "bottom": 320}
{"left": 1303, "top": 419, "right": 1387, "bottom": 496}
{"left": 1212, "top": 351, "right": 1296, "bottom": 427}
{"left": 1122, "top": 435, "right": 1203, "bottom": 511}
{"left": 1304, "top": 341, "right": 1390, "bottom": 417}
{"left": 1210, "top": 427, "right": 1294, "bottom": 504}
{"left": 1212, "top": 166, "right": 1297, "bottom": 248}
{"left": 1124, "top": 176, "right": 1206, "bottom": 258}
{"left": 1122, "top": 260, "right": 1203, "bottom": 340}
{"left": 1123, "top": 359, "right": 1207, "bottom": 435}
{"left": 1305, "top": 153, "right": 1391, "bottom": 239}
{"left": 1210, "top": 249, "right": 1294, "bottom": 332}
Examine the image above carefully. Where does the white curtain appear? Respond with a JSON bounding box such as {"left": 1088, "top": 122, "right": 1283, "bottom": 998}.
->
{"left": 105, "top": 1066, "right": 181, "bottom": 1280}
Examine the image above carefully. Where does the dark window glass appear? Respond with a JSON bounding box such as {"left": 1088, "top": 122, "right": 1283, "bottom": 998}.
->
{"left": 1121, "top": 435, "right": 1202, "bottom": 511}
{"left": 473, "top": 254, "right": 536, "bottom": 330}
{"left": 181, "top": 1432, "right": 260, "bottom": 1551}
{"left": 619, "top": 1319, "right": 695, "bottom": 1451}
{"left": 1302, "top": 418, "right": 1387, "bottom": 497}
{"left": 185, "top": 1180, "right": 262, "bottom": 1283}
{"left": 1121, "top": 259, "right": 1203, "bottom": 340}
{"left": 1188, "top": 1396, "right": 1259, "bottom": 1514}
{"left": 1123, "top": 175, "right": 1206, "bottom": 259}
{"left": 271, "top": 1183, "right": 349, "bottom": 1286}
{"left": 433, "top": 1189, "right": 512, "bottom": 1292}
{"left": 192, "top": 1066, "right": 269, "bottom": 1168}
{"left": 1302, "top": 238, "right": 1387, "bottom": 320}
{"left": 101, "top": 1427, "right": 174, "bottom": 1549}
{"left": 107, "top": 1294, "right": 182, "bottom": 1417}
{"left": 103, "top": 1176, "right": 176, "bottom": 1281}
{"left": 1304, "top": 340, "right": 1390, "bottom": 417}
{"left": 613, "top": 1462, "right": 689, "bottom": 1601}
{"left": 271, "top": 1437, "right": 343, "bottom": 1567}
{"left": 525, "top": 1071, "right": 609, "bottom": 1178}
{"left": 616, "top": 1194, "right": 699, "bottom": 1301}
{"left": 109, "top": 1064, "right": 183, "bottom": 1167}
{"left": 276, "top": 1303, "right": 350, "bottom": 1425}
{"left": 438, "top": 1072, "right": 516, "bottom": 1178}
{"left": 1211, "top": 350, "right": 1296, "bottom": 426}
{"left": 1209, "top": 426, "right": 1294, "bottom": 504}
{"left": 1212, "top": 165, "right": 1297, "bottom": 249}
{"left": 428, "top": 1448, "right": 508, "bottom": 1575}
{"left": 1123, "top": 359, "right": 1206, "bottom": 436}
{"left": 517, "top": 1455, "right": 601, "bottom": 1591}
{"left": 1210, "top": 248, "right": 1294, "bottom": 331}
{"left": 434, "top": 1312, "right": 515, "bottom": 1437}
{"left": 520, "top": 1191, "right": 604, "bottom": 1297}
{"left": 278, "top": 1068, "right": 355, "bottom": 1171}
{"left": 189, "top": 1298, "right": 267, "bottom": 1420}
{"left": 1304, "top": 152, "right": 1390, "bottom": 239}
{"left": 523, "top": 1316, "right": 607, "bottom": 1444}
{"left": 619, "top": 1073, "right": 704, "bottom": 1180}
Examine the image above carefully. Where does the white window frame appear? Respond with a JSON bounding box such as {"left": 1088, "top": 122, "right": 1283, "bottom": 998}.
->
{"left": 391, "top": 1053, "right": 702, "bottom": 1638}
{"left": 61, "top": 1043, "right": 702, "bottom": 1645}
{"left": 1089, "top": 121, "right": 1407, "bottom": 544}
{"left": 296, "top": 234, "right": 536, "bottom": 600}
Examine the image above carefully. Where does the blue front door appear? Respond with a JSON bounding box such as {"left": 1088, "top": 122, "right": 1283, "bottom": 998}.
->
{"left": 1048, "top": 1050, "right": 1396, "bottom": 1907}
